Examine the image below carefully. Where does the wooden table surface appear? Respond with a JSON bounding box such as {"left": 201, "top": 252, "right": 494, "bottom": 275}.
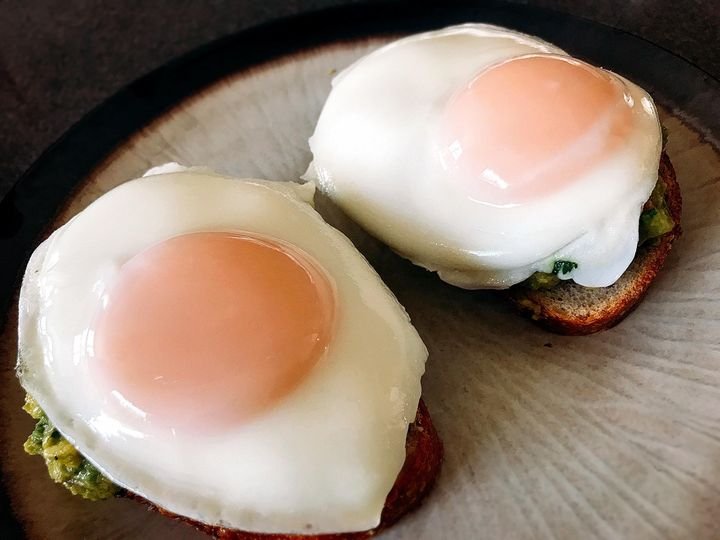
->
{"left": 0, "top": 0, "right": 717, "bottom": 201}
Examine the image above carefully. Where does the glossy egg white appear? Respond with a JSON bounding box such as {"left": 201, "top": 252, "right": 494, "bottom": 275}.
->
{"left": 17, "top": 165, "right": 427, "bottom": 534}
{"left": 304, "top": 24, "right": 662, "bottom": 288}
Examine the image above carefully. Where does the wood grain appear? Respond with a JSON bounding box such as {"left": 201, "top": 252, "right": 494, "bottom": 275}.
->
{"left": 1, "top": 39, "right": 719, "bottom": 539}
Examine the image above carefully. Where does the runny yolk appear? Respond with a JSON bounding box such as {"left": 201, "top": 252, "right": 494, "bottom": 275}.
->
{"left": 90, "top": 231, "right": 336, "bottom": 432}
{"left": 440, "top": 54, "right": 634, "bottom": 206}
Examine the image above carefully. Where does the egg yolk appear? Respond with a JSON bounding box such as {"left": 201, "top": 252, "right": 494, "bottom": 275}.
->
{"left": 90, "top": 232, "right": 336, "bottom": 432}
{"left": 440, "top": 54, "right": 634, "bottom": 206}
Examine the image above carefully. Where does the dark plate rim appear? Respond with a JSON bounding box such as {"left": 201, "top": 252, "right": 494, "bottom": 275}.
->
{"left": 3, "top": 1, "right": 720, "bottom": 537}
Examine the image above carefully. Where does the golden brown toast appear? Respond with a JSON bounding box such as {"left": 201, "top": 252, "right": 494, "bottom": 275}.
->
{"left": 508, "top": 152, "right": 682, "bottom": 335}
{"left": 130, "top": 399, "right": 443, "bottom": 539}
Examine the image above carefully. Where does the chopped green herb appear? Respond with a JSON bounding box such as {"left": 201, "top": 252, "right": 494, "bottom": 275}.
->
{"left": 552, "top": 260, "right": 578, "bottom": 276}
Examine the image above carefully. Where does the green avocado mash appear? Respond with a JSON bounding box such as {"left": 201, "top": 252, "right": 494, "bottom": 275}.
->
{"left": 524, "top": 272, "right": 561, "bottom": 290}
{"left": 639, "top": 177, "right": 675, "bottom": 245}
{"left": 23, "top": 394, "right": 119, "bottom": 500}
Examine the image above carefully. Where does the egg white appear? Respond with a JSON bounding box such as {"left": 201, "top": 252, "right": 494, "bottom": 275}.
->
{"left": 305, "top": 24, "right": 662, "bottom": 288}
{"left": 17, "top": 166, "right": 427, "bottom": 534}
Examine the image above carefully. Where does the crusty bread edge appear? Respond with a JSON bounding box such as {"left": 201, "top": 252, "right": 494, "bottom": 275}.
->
{"left": 507, "top": 152, "right": 682, "bottom": 335}
{"left": 126, "top": 400, "right": 443, "bottom": 540}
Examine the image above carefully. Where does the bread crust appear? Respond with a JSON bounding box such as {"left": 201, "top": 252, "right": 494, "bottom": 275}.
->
{"left": 127, "top": 399, "right": 442, "bottom": 539}
{"left": 507, "top": 152, "right": 682, "bottom": 335}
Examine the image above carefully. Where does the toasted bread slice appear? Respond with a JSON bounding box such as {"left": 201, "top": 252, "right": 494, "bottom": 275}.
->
{"left": 129, "top": 399, "right": 442, "bottom": 539}
{"left": 508, "top": 152, "right": 682, "bottom": 335}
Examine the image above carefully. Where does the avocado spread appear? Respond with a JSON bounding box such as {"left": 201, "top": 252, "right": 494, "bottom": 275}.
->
{"left": 639, "top": 177, "right": 675, "bottom": 245}
{"left": 23, "top": 394, "right": 119, "bottom": 500}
